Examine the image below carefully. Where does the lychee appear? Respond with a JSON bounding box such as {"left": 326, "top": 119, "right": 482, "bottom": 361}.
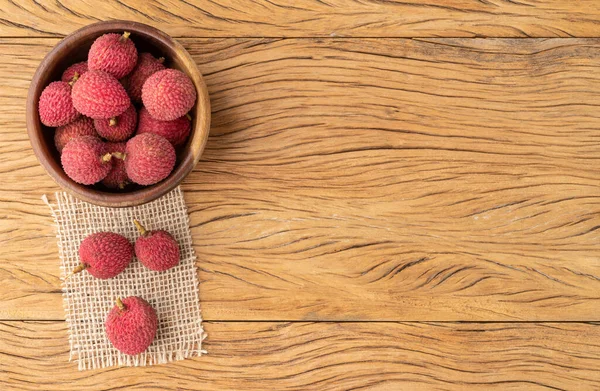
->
{"left": 106, "top": 296, "right": 157, "bottom": 355}
{"left": 94, "top": 104, "right": 137, "bottom": 142}
{"left": 38, "top": 81, "right": 80, "bottom": 127}
{"left": 133, "top": 220, "right": 180, "bottom": 271}
{"left": 88, "top": 32, "right": 138, "bottom": 79}
{"left": 137, "top": 107, "right": 191, "bottom": 147}
{"left": 124, "top": 133, "right": 176, "bottom": 185}
{"left": 61, "top": 61, "right": 88, "bottom": 83}
{"left": 61, "top": 135, "right": 112, "bottom": 184}
{"left": 142, "top": 69, "right": 196, "bottom": 121}
{"left": 71, "top": 70, "right": 130, "bottom": 119}
{"left": 54, "top": 117, "right": 97, "bottom": 153}
{"left": 102, "top": 142, "right": 129, "bottom": 189}
{"left": 70, "top": 232, "right": 133, "bottom": 279}
{"left": 125, "top": 53, "right": 165, "bottom": 102}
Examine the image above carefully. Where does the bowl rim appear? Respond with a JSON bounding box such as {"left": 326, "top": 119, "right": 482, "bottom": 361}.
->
{"left": 26, "top": 20, "right": 211, "bottom": 208}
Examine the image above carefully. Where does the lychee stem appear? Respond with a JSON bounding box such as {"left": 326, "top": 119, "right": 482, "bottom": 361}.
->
{"left": 101, "top": 152, "right": 126, "bottom": 162}
{"left": 65, "top": 263, "right": 88, "bottom": 280}
{"left": 158, "top": 57, "right": 165, "bottom": 64}
{"left": 120, "top": 31, "right": 131, "bottom": 42}
{"left": 186, "top": 113, "right": 192, "bottom": 121}
{"left": 112, "top": 152, "right": 126, "bottom": 160}
{"left": 116, "top": 297, "right": 126, "bottom": 311}
{"left": 68, "top": 72, "right": 80, "bottom": 87}
{"left": 109, "top": 117, "right": 118, "bottom": 126}
{"left": 133, "top": 219, "right": 148, "bottom": 236}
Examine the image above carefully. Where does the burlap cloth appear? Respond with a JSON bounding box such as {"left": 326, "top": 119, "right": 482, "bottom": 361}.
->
{"left": 44, "top": 187, "right": 206, "bottom": 370}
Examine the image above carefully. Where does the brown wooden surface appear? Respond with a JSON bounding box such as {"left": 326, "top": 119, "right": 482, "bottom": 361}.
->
{"left": 2, "top": 1, "right": 600, "bottom": 38}
{"left": 2, "top": 37, "right": 599, "bottom": 322}
{"left": 1, "top": 2, "right": 600, "bottom": 390}
{"left": 2, "top": 321, "right": 600, "bottom": 390}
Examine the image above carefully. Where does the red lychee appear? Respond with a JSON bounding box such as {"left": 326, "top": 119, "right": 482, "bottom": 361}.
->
{"left": 61, "top": 135, "right": 112, "bottom": 184}
{"left": 71, "top": 70, "right": 130, "bottom": 119}
{"left": 106, "top": 296, "right": 157, "bottom": 355}
{"left": 125, "top": 53, "right": 165, "bottom": 103}
{"left": 38, "top": 81, "right": 80, "bottom": 127}
{"left": 142, "top": 69, "right": 196, "bottom": 121}
{"left": 88, "top": 32, "right": 138, "bottom": 79}
{"left": 70, "top": 232, "right": 133, "bottom": 279}
{"left": 61, "top": 61, "right": 88, "bottom": 83}
{"left": 94, "top": 104, "right": 137, "bottom": 142}
{"left": 136, "top": 107, "right": 191, "bottom": 147}
{"left": 133, "top": 220, "right": 180, "bottom": 271}
{"left": 54, "top": 116, "right": 97, "bottom": 153}
{"left": 102, "top": 142, "right": 129, "bottom": 189}
{"left": 124, "top": 133, "right": 176, "bottom": 185}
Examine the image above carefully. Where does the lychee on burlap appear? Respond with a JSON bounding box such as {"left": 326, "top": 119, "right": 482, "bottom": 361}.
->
{"left": 44, "top": 187, "right": 206, "bottom": 370}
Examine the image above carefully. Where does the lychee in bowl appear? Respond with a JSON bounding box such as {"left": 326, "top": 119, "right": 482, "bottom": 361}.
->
{"left": 26, "top": 21, "right": 211, "bottom": 207}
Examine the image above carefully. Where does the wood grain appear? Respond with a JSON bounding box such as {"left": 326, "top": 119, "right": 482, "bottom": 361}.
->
{"left": 2, "top": 321, "right": 599, "bottom": 390}
{"left": 1, "top": 37, "right": 600, "bottom": 321}
{"left": 2, "top": 1, "right": 600, "bottom": 38}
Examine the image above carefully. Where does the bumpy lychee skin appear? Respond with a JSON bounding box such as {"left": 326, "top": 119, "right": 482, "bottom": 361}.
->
{"left": 73, "top": 232, "right": 133, "bottom": 279}
{"left": 61, "top": 135, "right": 112, "bottom": 184}
{"left": 71, "top": 70, "right": 131, "bottom": 119}
{"left": 94, "top": 104, "right": 137, "bottom": 142}
{"left": 124, "top": 133, "right": 176, "bottom": 185}
{"left": 137, "top": 107, "right": 191, "bottom": 147}
{"left": 102, "top": 142, "right": 129, "bottom": 189}
{"left": 134, "top": 220, "right": 180, "bottom": 271}
{"left": 38, "top": 81, "right": 80, "bottom": 127}
{"left": 88, "top": 32, "right": 138, "bottom": 79}
{"left": 106, "top": 296, "right": 157, "bottom": 355}
{"left": 142, "top": 69, "right": 196, "bottom": 121}
{"left": 61, "top": 61, "right": 88, "bottom": 83}
{"left": 126, "top": 53, "right": 165, "bottom": 102}
{"left": 54, "top": 117, "right": 97, "bottom": 153}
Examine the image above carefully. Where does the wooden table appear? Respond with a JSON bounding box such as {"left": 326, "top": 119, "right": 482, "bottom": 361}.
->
{"left": 1, "top": 2, "right": 600, "bottom": 390}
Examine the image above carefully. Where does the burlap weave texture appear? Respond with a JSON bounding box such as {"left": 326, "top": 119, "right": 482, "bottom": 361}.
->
{"left": 45, "top": 187, "right": 205, "bottom": 370}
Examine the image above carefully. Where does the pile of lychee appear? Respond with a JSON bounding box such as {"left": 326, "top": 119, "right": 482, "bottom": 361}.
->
{"left": 39, "top": 31, "right": 197, "bottom": 189}
{"left": 71, "top": 220, "right": 180, "bottom": 355}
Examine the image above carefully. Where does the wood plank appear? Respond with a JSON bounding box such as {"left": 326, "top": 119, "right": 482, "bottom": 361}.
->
{"left": 1, "top": 321, "right": 599, "bottom": 390}
{"left": 1, "top": 38, "right": 600, "bottom": 321}
{"left": 1, "top": 1, "right": 600, "bottom": 38}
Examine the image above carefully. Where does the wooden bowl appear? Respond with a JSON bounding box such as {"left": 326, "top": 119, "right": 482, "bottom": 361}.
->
{"left": 26, "top": 21, "right": 210, "bottom": 207}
